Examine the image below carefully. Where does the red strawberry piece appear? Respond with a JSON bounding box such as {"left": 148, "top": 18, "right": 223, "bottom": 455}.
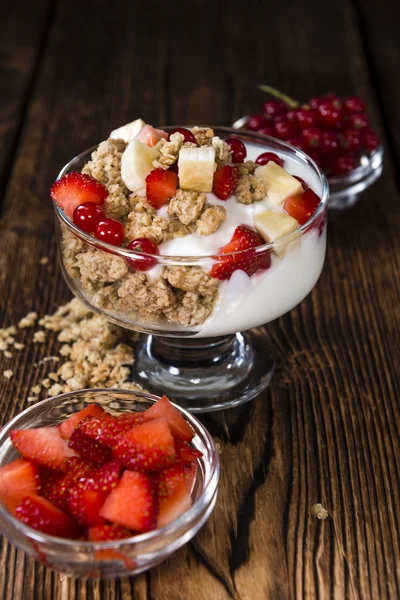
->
{"left": 67, "top": 460, "right": 122, "bottom": 527}
{"left": 157, "top": 480, "right": 192, "bottom": 529}
{"left": 283, "top": 189, "right": 321, "bottom": 225}
{"left": 0, "top": 459, "right": 39, "bottom": 514}
{"left": 212, "top": 165, "right": 239, "bottom": 200}
{"left": 183, "top": 462, "right": 198, "bottom": 494}
{"left": 156, "top": 463, "right": 197, "bottom": 500}
{"left": 113, "top": 417, "right": 176, "bottom": 472}
{"left": 77, "top": 413, "right": 144, "bottom": 448}
{"left": 16, "top": 495, "right": 82, "bottom": 538}
{"left": 10, "top": 427, "right": 75, "bottom": 470}
{"left": 50, "top": 172, "right": 108, "bottom": 219}
{"left": 210, "top": 224, "right": 271, "bottom": 280}
{"left": 174, "top": 440, "right": 203, "bottom": 463}
{"left": 146, "top": 168, "right": 178, "bottom": 209}
{"left": 99, "top": 470, "right": 156, "bottom": 533}
{"left": 40, "top": 457, "right": 95, "bottom": 511}
{"left": 88, "top": 523, "right": 132, "bottom": 541}
{"left": 59, "top": 404, "right": 105, "bottom": 440}
{"left": 143, "top": 395, "right": 194, "bottom": 443}
{"left": 134, "top": 124, "right": 168, "bottom": 147}
{"left": 69, "top": 425, "right": 112, "bottom": 465}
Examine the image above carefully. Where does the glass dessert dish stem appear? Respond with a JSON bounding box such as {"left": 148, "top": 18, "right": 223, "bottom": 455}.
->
{"left": 132, "top": 330, "right": 276, "bottom": 413}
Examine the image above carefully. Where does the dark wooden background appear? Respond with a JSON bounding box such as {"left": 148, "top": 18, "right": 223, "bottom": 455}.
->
{"left": 0, "top": 0, "right": 399, "bottom": 598}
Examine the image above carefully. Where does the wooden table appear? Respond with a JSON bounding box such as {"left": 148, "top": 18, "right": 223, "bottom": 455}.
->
{"left": 1, "top": 0, "right": 399, "bottom": 598}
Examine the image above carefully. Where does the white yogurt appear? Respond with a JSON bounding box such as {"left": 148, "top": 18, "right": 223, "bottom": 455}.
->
{"left": 152, "top": 141, "right": 327, "bottom": 337}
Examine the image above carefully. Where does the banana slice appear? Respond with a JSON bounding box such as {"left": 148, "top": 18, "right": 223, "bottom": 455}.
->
{"left": 178, "top": 147, "right": 215, "bottom": 192}
{"left": 121, "top": 140, "right": 160, "bottom": 196}
{"left": 110, "top": 118, "right": 146, "bottom": 143}
{"left": 254, "top": 162, "right": 303, "bottom": 207}
{"left": 254, "top": 208, "right": 300, "bottom": 257}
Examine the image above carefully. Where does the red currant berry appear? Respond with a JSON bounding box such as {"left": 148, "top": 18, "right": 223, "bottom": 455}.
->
{"left": 317, "top": 102, "right": 344, "bottom": 129}
{"left": 308, "top": 150, "right": 322, "bottom": 167}
{"left": 341, "top": 129, "right": 362, "bottom": 153}
{"left": 94, "top": 218, "right": 124, "bottom": 246}
{"left": 362, "top": 130, "right": 381, "bottom": 151}
{"left": 322, "top": 93, "right": 343, "bottom": 109}
{"left": 320, "top": 131, "right": 341, "bottom": 155}
{"left": 255, "top": 152, "right": 284, "bottom": 167}
{"left": 73, "top": 202, "right": 105, "bottom": 233}
{"left": 262, "top": 100, "right": 287, "bottom": 116}
{"left": 331, "top": 156, "right": 358, "bottom": 175}
{"left": 347, "top": 113, "right": 369, "bottom": 130}
{"left": 225, "top": 138, "right": 247, "bottom": 163}
{"left": 126, "top": 237, "right": 159, "bottom": 271}
{"left": 309, "top": 96, "right": 326, "bottom": 110}
{"left": 301, "top": 127, "right": 322, "bottom": 149}
{"left": 293, "top": 175, "right": 309, "bottom": 190}
{"left": 286, "top": 110, "right": 298, "bottom": 122}
{"left": 167, "top": 127, "right": 196, "bottom": 144}
{"left": 344, "top": 96, "right": 365, "bottom": 114}
{"left": 257, "top": 126, "right": 274, "bottom": 137}
{"left": 169, "top": 162, "right": 179, "bottom": 173}
{"left": 296, "top": 109, "right": 318, "bottom": 130}
{"left": 248, "top": 114, "right": 269, "bottom": 131}
{"left": 273, "top": 120, "right": 298, "bottom": 140}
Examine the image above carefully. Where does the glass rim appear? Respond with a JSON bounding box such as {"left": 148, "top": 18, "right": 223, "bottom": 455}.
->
{"left": 0, "top": 388, "right": 220, "bottom": 550}
{"left": 53, "top": 126, "right": 329, "bottom": 264}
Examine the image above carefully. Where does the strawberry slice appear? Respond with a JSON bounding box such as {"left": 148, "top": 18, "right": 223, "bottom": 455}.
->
{"left": 143, "top": 395, "right": 194, "bottom": 443}
{"left": 67, "top": 460, "right": 122, "bottom": 527}
{"left": 68, "top": 424, "right": 112, "bottom": 465}
{"left": 210, "top": 224, "right": 271, "bottom": 280}
{"left": 77, "top": 413, "right": 144, "bottom": 448}
{"left": 156, "top": 463, "right": 197, "bottom": 499}
{"left": 145, "top": 168, "right": 178, "bottom": 209}
{"left": 50, "top": 172, "right": 108, "bottom": 219}
{"left": 10, "top": 427, "right": 75, "bottom": 470}
{"left": 15, "top": 495, "right": 82, "bottom": 538}
{"left": 212, "top": 165, "right": 239, "bottom": 200}
{"left": 157, "top": 480, "right": 192, "bottom": 529}
{"left": 40, "top": 457, "right": 95, "bottom": 511}
{"left": 88, "top": 523, "right": 132, "bottom": 541}
{"left": 134, "top": 124, "right": 167, "bottom": 147}
{"left": 0, "top": 459, "right": 39, "bottom": 514}
{"left": 283, "top": 188, "right": 320, "bottom": 225}
{"left": 113, "top": 417, "right": 176, "bottom": 472}
{"left": 99, "top": 470, "right": 156, "bottom": 533}
{"left": 175, "top": 440, "right": 203, "bottom": 463}
{"left": 59, "top": 404, "right": 105, "bottom": 440}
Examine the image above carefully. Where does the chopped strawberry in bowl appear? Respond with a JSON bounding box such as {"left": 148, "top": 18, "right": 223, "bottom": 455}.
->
{"left": 0, "top": 389, "right": 220, "bottom": 579}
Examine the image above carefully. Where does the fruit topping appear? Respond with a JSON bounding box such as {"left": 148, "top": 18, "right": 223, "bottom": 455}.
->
{"left": 283, "top": 188, "right": 321, "bottom": 225}
{"left": 69, "top": 424, "right": 112, "bottom": 465}
{"left": 50, "top": 172, "right": 108, "bottom": 219}
{"left": 16, "top": 495, "right": 81, "bottom": 538}
{"left": 110, "top": 118, "right": 146, "bottom": 143}
{"left": 0, "top": 459, "right": 39, "bottom": 513}
{"left": 73, "top": 203, "right": 105, "bottom": 233}
{"left": 145, "top": 168, "right": 179, "bottom": 209}
{"left": 178, "top": 147, "right": 215, "bottom": 192}
{"left": 212, "top": 165, "right": 239, "bottom": 200}
{"left": 99, "top": 470, "right": 157, "bottom": 533}
{"left": 59, "top": 404, "right": 105, "bottom": 440}
{"left": 157, "top": 479, "right": 192, "bottom": 529}
{"left": 143, "top": 395, "right": 194, "bottom": 443}
{"left": 255, "top": 152, "right": 283, "bottom": 167}
{"left": 40, "top": 457, "right": 95, "bottom": 511}
{"left": 134, "top": 124, "right": 168, "bottom": 147}
{"left": 225, "top": 138, "right": 247, "bottom": 163}
{"left": 210, "top": 224, "right": 271, "bottom": 280}
{"left": 174, "top": 440, "right": 203, "bottom": 463}
{"left": 94, "top": 218, "right": 125, "bottom": 246}
{"left": 126, "top": 237, "right": 159, "bottom": 271}
{"left": 253, "top": 209, "right": 299, "bottom": 257}
{"left": 167, "top": 127, "right": 196, "bottom": 144}
{"left": 76, "top": 413, "right": 144, "bottom": 448}
{"left": 121, "top": 140, "right": 161, "bottom": 195}
{"left": 88, "top": 523, "right": 132, "bottom": 541}
{"left": 113, "top": 417, "right": 176, "bottom": 472}
{"left": 10, "top": 427, "right": 75, "bottom": 470}
{"left": 254, "top": 161, "right": 303, "bottom": 207}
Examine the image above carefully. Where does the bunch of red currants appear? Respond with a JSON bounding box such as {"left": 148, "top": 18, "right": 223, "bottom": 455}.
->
{"left": 245, "top": 90, "right": 381, "bottom": 177}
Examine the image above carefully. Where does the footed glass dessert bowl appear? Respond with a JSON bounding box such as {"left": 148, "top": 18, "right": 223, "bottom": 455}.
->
{"left": 53, "top": 126, "right": 329, "bottom": 412}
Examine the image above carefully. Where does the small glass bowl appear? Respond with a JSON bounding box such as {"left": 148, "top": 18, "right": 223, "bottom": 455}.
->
{"left": 0, "top": 390, "right": 220, "bottom": 579}
{"left": 232, "top": 116, "right": 384, "bottom": 212}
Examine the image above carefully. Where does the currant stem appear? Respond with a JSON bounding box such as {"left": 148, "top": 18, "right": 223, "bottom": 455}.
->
{"left": 257, "top": 84, "right": 299, "bottom": 109}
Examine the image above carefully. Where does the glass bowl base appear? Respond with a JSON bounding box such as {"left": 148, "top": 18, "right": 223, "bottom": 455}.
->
{"left": 132, "top": 328, "right": 275, "bottom": 413}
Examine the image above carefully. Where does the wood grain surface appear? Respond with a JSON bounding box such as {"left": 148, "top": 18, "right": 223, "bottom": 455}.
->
{"left": 0, "top": 0, "right": 399, "bottom": 598}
